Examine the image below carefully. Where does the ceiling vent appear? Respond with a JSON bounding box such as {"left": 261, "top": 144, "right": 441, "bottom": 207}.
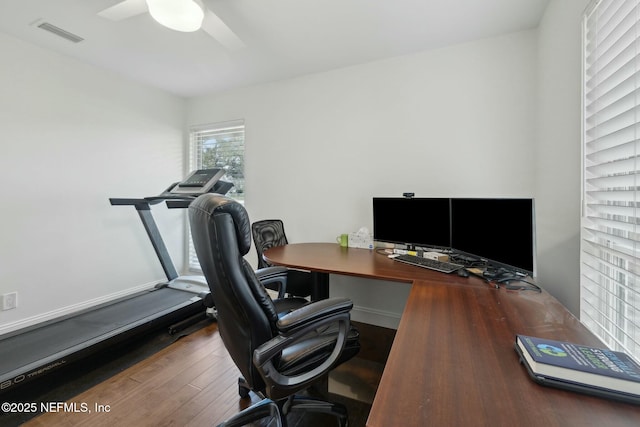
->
{"left": 36, "top": 22, "right": 84, "bottom": 43}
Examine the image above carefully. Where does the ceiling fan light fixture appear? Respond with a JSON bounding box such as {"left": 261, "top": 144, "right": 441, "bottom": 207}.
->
{"left": 146, "top": 0, "right": 204, "bottom": 32}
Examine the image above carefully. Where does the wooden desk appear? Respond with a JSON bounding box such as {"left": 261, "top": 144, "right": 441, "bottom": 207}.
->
{"left": 264, "top": 243, "right": 640, "bottom": 426}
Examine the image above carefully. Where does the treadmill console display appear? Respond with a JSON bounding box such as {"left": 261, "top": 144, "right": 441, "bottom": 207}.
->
{"left": 170, "top": 169, "right": 225, "bottom": 195}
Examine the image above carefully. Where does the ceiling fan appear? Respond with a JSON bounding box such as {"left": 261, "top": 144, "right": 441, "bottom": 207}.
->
{"left": 98, "top": 0, "right": 245, "bottom": 50}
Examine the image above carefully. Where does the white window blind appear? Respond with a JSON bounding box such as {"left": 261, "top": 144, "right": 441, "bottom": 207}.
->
{"left": 188, "top": 119, "right": 245, "bottom": 270}
{"left": 582, "top": 0, "right": 640, "bottom": 361}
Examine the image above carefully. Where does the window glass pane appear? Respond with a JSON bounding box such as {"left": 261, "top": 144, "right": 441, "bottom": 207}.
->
{"left": 190, "top": 120, "right": 245, "bottom": 201}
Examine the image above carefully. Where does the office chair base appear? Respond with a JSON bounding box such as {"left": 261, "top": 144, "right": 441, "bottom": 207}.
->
{"left": 216, "top": 398, "right": 283, "bottom": 427}
{"left": 237, "top": 379, "right": 347, "bottom": 426}
{"left": 283, "top": 395, "right": 349, "bottom": 427}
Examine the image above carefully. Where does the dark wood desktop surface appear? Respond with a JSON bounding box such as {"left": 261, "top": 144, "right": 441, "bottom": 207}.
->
{"left": 264, "top": 243, "right": 640, "bottom": 426}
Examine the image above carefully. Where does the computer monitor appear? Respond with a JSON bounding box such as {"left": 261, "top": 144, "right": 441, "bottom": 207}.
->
{"left": 373, "top": 197, "right": 451, "bottom": 250}
{"left": 450, "top": 198, "right": 536, "bottom": 276}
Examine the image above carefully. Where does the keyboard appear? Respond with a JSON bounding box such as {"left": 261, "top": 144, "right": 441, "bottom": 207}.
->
{"left": 393, "top": 254, "right": 463, "bottom": 274}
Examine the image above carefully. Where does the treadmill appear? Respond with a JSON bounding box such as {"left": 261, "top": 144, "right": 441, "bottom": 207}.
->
{"left": 108, "top": 168, "right": 233, "bottom": 312}
{"left": 0, "top": 169, "right": 231, "bottom": 395}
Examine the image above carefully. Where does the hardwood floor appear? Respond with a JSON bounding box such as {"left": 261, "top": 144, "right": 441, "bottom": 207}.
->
{"left": 13, "top": 320, "right": 390, "bottom": 427}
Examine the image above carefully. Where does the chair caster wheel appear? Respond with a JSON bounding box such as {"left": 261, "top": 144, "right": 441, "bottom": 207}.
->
{"left": 239, "top": 386, "right": 249, "bottom": 398}
{"left": 238, "top": 378, "right": 250, "bottom": 398}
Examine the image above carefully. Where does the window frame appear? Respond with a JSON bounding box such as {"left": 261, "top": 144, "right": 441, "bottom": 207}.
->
{"left": 187, "top": 119, "right": 245, "bottom": 271}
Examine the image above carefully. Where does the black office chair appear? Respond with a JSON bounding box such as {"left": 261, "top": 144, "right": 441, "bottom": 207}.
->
{"left": 252, "top": 219, "right": 313, "bottom": 299}
{"left": 188, "top": 194, "right": 360, "bottom": 427}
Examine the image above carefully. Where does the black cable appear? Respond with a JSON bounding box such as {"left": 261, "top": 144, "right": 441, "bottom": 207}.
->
{"left": 375, "top": 247, "right": 540, "bottom": 292}
{"left": 500, "top": 278, "right": 541, "bottom": 292}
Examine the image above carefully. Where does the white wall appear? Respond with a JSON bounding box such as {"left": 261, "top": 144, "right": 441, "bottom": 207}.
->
{"left": 0, "top": 0, "right": 591, "bottom": 333}
{"left": 0, "top": 33, "right": 187, "bottom": 334}
{"left": 535, "top": 0, "right": 589, "bottom": 315}
{"left": 188, "top": 30, "right": 538, "bottom": 327}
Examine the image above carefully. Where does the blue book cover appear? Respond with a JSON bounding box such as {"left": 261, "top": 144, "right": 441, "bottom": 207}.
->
{"left": 516, "top": 335, "right": 640, "bottom": 396}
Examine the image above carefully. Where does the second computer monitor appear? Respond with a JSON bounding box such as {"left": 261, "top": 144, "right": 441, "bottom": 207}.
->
{"left": 450, "top": 198, "right": 535, "bottom": 275}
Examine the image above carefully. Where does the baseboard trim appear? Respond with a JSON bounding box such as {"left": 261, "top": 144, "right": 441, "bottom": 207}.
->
{"left": 351, "top": 305, "right": 401, "bottom": 330}
{"left": 0, "top": 281, "right": 161, "bottom": 337}
{"left": 1, "top": 286, "right": 403, "bottom": 336}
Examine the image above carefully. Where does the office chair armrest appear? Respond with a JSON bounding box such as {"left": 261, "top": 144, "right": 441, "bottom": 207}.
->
{"left": 255, "top": 266, "right": 288, "bottom": 298}
{"left": 276, "top": 297, "right": 353, "bottom": 334}
{"left": 253, "top": 300, "right": 352, "bottom": 400}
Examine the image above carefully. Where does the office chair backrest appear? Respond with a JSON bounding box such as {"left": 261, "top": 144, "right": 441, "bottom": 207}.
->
{"left": 252, "top": 219, "right": 289, "bottom": 269}
{"left": 188, "top": 194, "right": 279, "bottom": 391}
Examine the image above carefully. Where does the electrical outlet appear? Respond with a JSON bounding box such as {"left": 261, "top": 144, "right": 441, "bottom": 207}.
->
{"left": 2, "top": 292, "right": 17, "bottom": 311}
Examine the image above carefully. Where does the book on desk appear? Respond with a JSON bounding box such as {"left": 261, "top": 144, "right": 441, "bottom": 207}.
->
{"left": 515, "top": 335, "right": 640, "bottom": 404}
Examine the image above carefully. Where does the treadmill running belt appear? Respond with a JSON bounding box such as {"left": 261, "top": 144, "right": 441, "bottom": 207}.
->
{"left": 0, "top": 287, "right": 202, "bottom": 393}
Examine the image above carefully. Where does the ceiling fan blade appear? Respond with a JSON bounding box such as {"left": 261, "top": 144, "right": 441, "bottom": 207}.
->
{"left": 201, "top": 9, "right": 245, "bottom": 51}
{"left": 98, "top": 0, "right": 149, "bottom": 21}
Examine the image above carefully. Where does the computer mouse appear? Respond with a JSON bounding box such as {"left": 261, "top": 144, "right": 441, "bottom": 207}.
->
{"left": 457, "top": 268, "right": 469, "bottom": 278}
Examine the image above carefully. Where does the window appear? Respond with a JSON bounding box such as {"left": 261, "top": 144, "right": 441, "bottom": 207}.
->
{"left": 188, "top": 119, "right": 245, "bottom": 269}
{"left": 582, "top": 0, "right": 640, "bottom": 361}
{"left": 189, "top": 119, "right": 245, "bottom": 200}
